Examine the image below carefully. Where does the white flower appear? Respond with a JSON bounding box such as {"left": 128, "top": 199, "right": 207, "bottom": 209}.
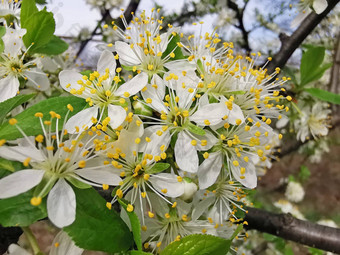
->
{"left": 50, "top": 231, "right": 84, "bottom": 255}
{"left": 291, "top": 0, "right": 328, "bottom": 27}
{"left": 274, "top": 199, "right": 305, "bottom": 220}
{"left": 0, "top": 110, "right": 122, "bottom": 228}
{"left": 104, "top": 115, "right": 185, "bottom": 224}
{"left": 0, "top": 26, "right": 50, "bottom": 102}
{"left": 295, "top": 102, "right": 330, "bottom": 142}
{"left": 285, "top": 181, "right": 305, "bottom": 203}
{"left": 192, "top": 178, "right": 248, "bottom": 225}
{"left": 114, "top": 10, "right": 192, "bottom": 89}
{"left": 139, "top": 71, "right": 227, "bottom": 173}
{"left": 141, "top": 195, "right": 235, "bottom": 252}
{"left": 0, "top": 0, "right": 21, "bottom": 25}
{"left": 59, "top": 50, "right": 148, "bottom": 132}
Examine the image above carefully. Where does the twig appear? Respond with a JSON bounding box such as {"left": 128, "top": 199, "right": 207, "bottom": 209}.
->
{"left": 244, "top": 207, "right": 340, "bottom": 253}
{"left": 266, "top": 0, "right": 340, "bottom": 74}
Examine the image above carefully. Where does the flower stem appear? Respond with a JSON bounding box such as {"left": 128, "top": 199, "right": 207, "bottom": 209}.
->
{"left": 21, "top": 226, "right": 44, "bottom": 255}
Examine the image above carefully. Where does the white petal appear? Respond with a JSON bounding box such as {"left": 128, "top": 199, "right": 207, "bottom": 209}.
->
{"left": 231, "top": 161, "right": 257, "bottom": 189}
{"left": 107, "top": 104, "right": 126, "bottom": 129}
{"left": 150, "top": 173, "right": 185, "bottom": 197}
{"left": 198, "top": 152, "right": 223, "bottom": 189}
{"left": 164, "top": 60, "right": 196, "bottom": 71}
{"left": 97, "top": 50, "right": 116, "bottom": 77}
{"left": 190, "top": 103, "right": 226, "bottom": 126}
{"left": 50, "top": 231, "right": 84, "bottom": 255}
{"left": 115, "top": 72, "right": 148, "bottom": 97}
{"left": 192, "top": 130, "right": 219, "bottom": 151}
{"left": 115, "top": 41, "right": 141, "bottom": 66}
{"left": 25, "top": 69, "right": 50, "bottom": 91}
{"left": 3, "top": 27, "right": 26, "bottom": 56}
{"left": 47, "top": 179, "right": 76, "bottom": 228}
{"left": 0, "top": 169, "right": 44, "bottom": 199}
{"left": 141, "top": 74, "right": 167, "bottom": 113}
{"left": 59, "top": 70, "right": 84, "bottom": 94}
{"left": 65, "top": 107, "right": 99, "bottom": 134}
{"left": 192, "top": 196, "right": 215, "bottom": 221}
{"left": 313, "top": 0, "right": 327, "bottom": 14}
{"left": 8, "top": 244, "right": 31, "bottom": 255}
{"left": 0, "top": 145, "right": 45, "bottom": 162}
{"left": 291, "top": 12, "right": 309, "bottom": 28}
{"left": 227, "top": 103, "right": 245, "bottom": 125}
{"left": 76, "top": 169, "right": 122, "bottom": 185}
{"left": 140, "top": 126, "right": 171, "bottom": 157}
{"left": 174, "top": 131, "right": 198, "bottom": 173}
{"left": 276, "top": 115, "right": 289, "bottom": 128}
{"left": 0, "top": 76, "right": 19, "bottom": 102}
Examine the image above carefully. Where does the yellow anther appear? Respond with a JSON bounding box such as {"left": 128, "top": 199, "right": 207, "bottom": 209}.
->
{"left": 123, "top": 92, "right": 130, "bottom": 97}
{"left": 102, "top": 184, "right": 109, "bottom": 190}
{"left": 78, "top": 160, "right": 86, "bottom": 168}
{"left": 9, "top": 118, "right": 17, "bottom": 125}
{"left": 116, "top": 189, "right": 123, "bottom": 198}
{"left": 127, "top": 204, "right": 134, "bottom": 212}
{"left": 232, "top": 160, "right": 239, "bottom": 166}
{"left": 148, "top": 211, "right": 154, "bottom": 218}
{"left": 34, "top": 112, "right": 43, "bottom": 118}
{"left": 191, "top": 140, "right": 197, "bottom": 146}
{"left": 106, "top": 202, "right": 112, "bottom": 210}
{"left": 30, "top": 197, "right": 42, "bottom": 206}
{"left": 203, "top": 152, "right": 209, "bottom": 159}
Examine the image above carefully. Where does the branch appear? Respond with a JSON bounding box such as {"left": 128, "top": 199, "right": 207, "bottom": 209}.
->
{"left": 244, "top": 207, "right": 340, "bottom": 253}
{"left": 227, "top": 0, "right": 251, "bottom": 53}
{"left": 266, "top": 0, "right": 340, "bottom": 74}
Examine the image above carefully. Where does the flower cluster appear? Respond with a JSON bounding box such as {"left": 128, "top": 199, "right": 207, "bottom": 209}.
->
{"left": 0, "top": 7, "right": 291, "bottom": 254}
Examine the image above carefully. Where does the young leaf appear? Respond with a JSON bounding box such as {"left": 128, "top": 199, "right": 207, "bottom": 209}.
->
{"left": 0, "top": 158, "right": 24, "bottom": 173}
{"left": 33, "top": 35, "right": 69, "bottom": 55}
{"left": 0, "top": 96, "right": 87, "bottom": 140}
{"left": 64, "top": 187, "right": 133, "bottom": 253}
{"left": 0, "top": 93, "right": 36, "bottom": 124}
{"left": 162, "top": 34, "right": 185, "bottom": 60}
{"left": 20, "top": 0, "right": 39, "bottom": 27}
{"left": 147, "top": 163, "right": 170, "bottom": 174}
{"left": 300, "top": 63, "right": 332, "bottom": 86}
{"left": 160, "top": 234, "right": 232, "bottom": 255}
{"left": 304, "top": 88, "right": 340, "bottom": 105}
{"left": 299, "top": 165, "right": 311, "bottom": 182}
{"left": 0, "top": 189, "right": 47, "bottom": 227}
{"left": 22, "top": 10, "right": 55, "bottom": 52}
{"left": 187, "top": 122, "right": 206, "bottom": 136}
{"left": 300, "top": 46, "right": 325, "bottom": 86}
{"left": 118, "top": 199, "right": 143, "bottom": 251}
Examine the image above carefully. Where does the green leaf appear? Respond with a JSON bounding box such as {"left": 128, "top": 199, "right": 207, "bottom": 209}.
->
{"left": 121, "top": 65, "right": 136, "bottom": 71}
{"left": 299, "top": 165, "right": 311, "bottom": 182}
{"left": 0, "top": 26, "right": 5, "bottom": 53}
{"left": 301, "top": 63, "right": 332, "bottom": 86}
{"left": 130, "top": 251, "right": 153, "bottom": 255}
{"left": 160, "top": 234, "right": 232, "bottom": 255}
{"left": 20, "top": 0, "right": 39, "bottom": 27}
{"left": 147, "top": 163, "right": 170, "bottom": 174}
{"left": 22, "top": 10, "right": 55, "bottom": 52}
{"left": 187, "top": 122, "right": 206, "bottom": 136}
{"left": 0, "top": 158, "right": 24, "bottom": 173}
{"left": 162, "top": 34, "right": 185, "bottom": 61}
{"left": 300, "top": 46, "right": 326, "bottom": 86}
{"left": 304, "top": 88, "right": 340, "bottom": 105}
{"left": 0, "top": 96, "right": 87, "bottom": 140}
{"left": 118, "top": 199, "right": 142, "bottom": 251}
{"left": 65, "top": 176, "right": 91, "bottom": 189}
{"left": 0, "top": 189, "right": 47, "bottom": 227}
{"left": 0, "top": 94, "right": 36, "bottom": 124}
{"left": 35, "top": 0, "right": 47, "bottom": 4}
{"left": 64, "top": 187, "right": 133, "bottom": 253}
{"left": 33, "top": 35, "right": 69, "bottom": 55}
